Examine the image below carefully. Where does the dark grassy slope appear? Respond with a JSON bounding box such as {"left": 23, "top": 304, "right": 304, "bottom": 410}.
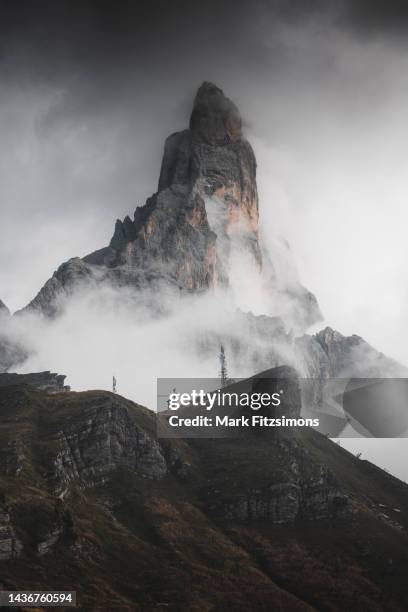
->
{"left": 0, "top": 385, "right": 408, "bottom": 611}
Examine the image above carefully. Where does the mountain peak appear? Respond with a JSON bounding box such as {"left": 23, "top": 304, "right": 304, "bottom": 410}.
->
{"left": 189, "top": 81, "right": 242, "bottom": 144}
{"left": 21, "top": 83, "right": 321, "bottom": 331}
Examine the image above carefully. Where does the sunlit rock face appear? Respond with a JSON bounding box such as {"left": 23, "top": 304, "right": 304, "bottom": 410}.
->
{"left": 20, "top": 82, "right": 321, "bottom": 331}
{"left": 157, "top": 82, "right": 262, "bottom": 277}
{"left": 107, "top": 81, "right": 262, "bottom": 291}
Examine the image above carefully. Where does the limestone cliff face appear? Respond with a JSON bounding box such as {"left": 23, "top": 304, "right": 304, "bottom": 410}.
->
{"left": 51, "top": 398, "right": 167, "bottom": 495}
{"left": 106, "top": 82, "right": 261, "bottom": 289}
{"left": 20, "top": 82, "right": 321, "bottom": 329}
{"left": 157, "top": 82, "right": 261, "bottom": 271}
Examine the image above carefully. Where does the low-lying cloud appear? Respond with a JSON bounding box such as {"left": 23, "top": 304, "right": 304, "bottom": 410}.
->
{"left": 1, "top": 281, "right": 292, "bottom": 408}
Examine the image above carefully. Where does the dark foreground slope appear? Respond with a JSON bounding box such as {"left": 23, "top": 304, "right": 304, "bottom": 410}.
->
{"left": 1, "top": 384, "right": 408, "bottom": 611}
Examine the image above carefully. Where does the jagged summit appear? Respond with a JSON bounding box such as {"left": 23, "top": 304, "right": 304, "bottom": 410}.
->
{"left": 189, "top": 81, "right": 242, "bottom": 145}
{"left": 110, "top": 79, "right": 260, "bottom": 279}
{"left": 20, "top": 82, "right": 321, "bottom": 328}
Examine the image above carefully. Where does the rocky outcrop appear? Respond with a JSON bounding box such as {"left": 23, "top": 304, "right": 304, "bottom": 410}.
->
{"left": 20, "top": 83, "right": 321, "bottom": 330}
{"left": 157, "top": 83, "right": 261, "bottom": 269}
{"left": 313, "top": 326, "right": 407, "bottom": 377}
{"left": 208, "top": 437, "right": 349, "bottom": 523}
{"left": 52, "top": 398, "right": 167, "bottom": 494}
{"left": 19, "top": 258, "right": 99, "bottom": 318}
{"left": 294, "top": 326, "right": 408, "bottom": 435}
{"left": 106, "top": 81, "right": 261, "bottom": 286}
{"left": 297, "top": 326, "right": 407, "bottom": 380}
{"left": 0, "top": 371, "right": 69, "bottom": 393}
{"left": 221, "top": 478, "right": 348, "bottom": 523}
{"left": 222, "top": 482, "right": 301, "bottom": 523}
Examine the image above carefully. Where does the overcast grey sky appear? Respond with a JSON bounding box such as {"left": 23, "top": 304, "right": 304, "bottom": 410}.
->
{"left": 1, "top": 0, "right": 408, "bottom": 478}
{"left": 1, "top": 0, "right": 408, "bottom": 346}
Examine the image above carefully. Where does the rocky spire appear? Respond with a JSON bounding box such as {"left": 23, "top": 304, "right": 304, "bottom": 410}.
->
{"left": 190, "top": 81, "right": 242, "bottom": 144}
{"left": 20, "top": 82, "right": 321, "bottom": 329}
{"left": 108, "top": 81, "right": 262, "bottom": 290}
{"left": 155, "top": 81, "right": 261, "bottom": 272}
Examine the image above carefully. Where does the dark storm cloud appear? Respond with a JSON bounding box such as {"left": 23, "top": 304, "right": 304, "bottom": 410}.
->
{"left": 0, "top": 0, "right": 251, "bottom": 70}
{"left": 1, "top": 0, "right": 407, "bottom": 81}
{"left": 1, "top": 0, "right": 407, "bottom": 125}
{"left": 267, "top": 0, "right": 408, "bottom": 34}
{"left": 343, "top": 0, "right": 408, "bottom": 34}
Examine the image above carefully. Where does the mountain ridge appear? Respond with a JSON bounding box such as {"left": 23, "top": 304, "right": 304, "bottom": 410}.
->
{"left": 1, "top": 378, "right": 408, "bottom": 610}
